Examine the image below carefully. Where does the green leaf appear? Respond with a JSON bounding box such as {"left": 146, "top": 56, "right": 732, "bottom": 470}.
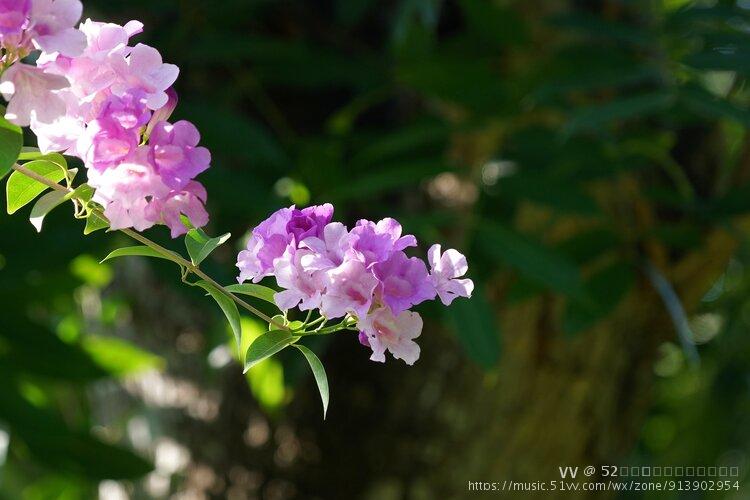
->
{"left": 444, "top": 286, "right": 500, "bottom": 369}
{"left": 84, "top": 211, "right": 109, "bottom": 234}
{"left": 81, "top": 336, "right": 165, "bottom": 377}
{"left": 563, "top": 260, "right": 635, "bottom": 335}
{"left": 679, "top": 86, "right": 750, "bottom": 127}
{"left": 6, "top": 159, "right": 67, "bottom": 214}
{"left": 0, "top": 108, "right": 22, "bottom": 180}
{"left": 459, "top": 0, "right": 528, "bottom": 48}
{"left": 195, "top": 280, "right": 243, "bottom": 349}
{"left": 244, "top": 330, "right": 298, "bottom": 372}
{"left": 184, "top": 228, "right": 231, "bottom": 266}
{"left": 101, "top": 245, "right": 178, "bottom": 264}
{"left": 224, "top": 283, "right": 277, "bottom": 304}
{"left": 29, "top": 190, "right": 68, "bottom": 232}
{"left": 563, "top": 91, "right": 674, "bottom": 136}
{"left": 477, "top": 222, "right": 586, "bottom": 297}
{"left": 294, "top": 344, "right": 329, "bottom": 419}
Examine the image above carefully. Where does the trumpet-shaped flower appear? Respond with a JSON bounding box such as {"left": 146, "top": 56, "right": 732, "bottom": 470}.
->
{"left": 0, "top": 63, "right": 69, "bottom": 126}
{"left": 320, "top": 260, "right": 377, "bottom": 320}
{"left": 236, "top": 207, "right": 294, "bottom": 283}
{"left": 149, "top": 120, "right": 211, "bottom": 189}
{"left": 373, "top": 251, "right": 435, "bottom": 315}
{"left": 0, "top": 0, "right": 30, "bottom": 37}
{"left": 286, "top": 203, "right": 333, "bottom": 243}
{"left": 148, "top": 180, "right": 209, "bottom": 238}
{"left": 427, "top": 244, "right": 474, "bottom": 305}
{"left": 348, "top": 218, "right": 417, "bottom": 267}
{"left": 273, "top": 247, "right": 327, "bottom": 312}
{"left": 28, "top": 0, "right": 86, "bottom": 56}
{"left": 358, "top": 307, "right": 423, "bottom": 365}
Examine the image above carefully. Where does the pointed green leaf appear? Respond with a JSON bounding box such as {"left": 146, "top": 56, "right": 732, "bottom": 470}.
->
{"left": 101, "top": 246, "right": 179, "bottom": 264}
{"left": 184, "top": 228, "right": 231, "bottom": 265}
{"left": 444, "top": 285, "right": 501, "bottom": 369}
{"left": 84, "top": 211, "right": 109, "bottom": 234}
{"left": 244, "top": 330, "right": 297, "bottom": 372}
{"left": 195, "top": 280, "right": 243, "bottom": 349}
{"left": 563, "top": 91, "right": 674, "bottom": 137}
{"left": 0, "top": 109, "right": 22, "bottom": 180}
{"left": 563, "top": 260, "right": 635, "bottom": 335}
{"left": 224, "top": 283, "right": 277, "bottom": 304}
{"left": 294, "top": 344, "right": 329, "bottom": 419}
{"left": 29, "top": 190, "right": 68, "bottom": 232}
{"left": 477, "top": 222, "right": 586, "bottom": 298}
{"left": 6, "top": 160, "right": 67, "bottom": 214}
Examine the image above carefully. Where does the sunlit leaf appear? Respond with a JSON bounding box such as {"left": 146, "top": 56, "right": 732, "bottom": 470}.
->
{"left": 0, "top": 108, "right": 22, "bottom": 180}
{"left": 244, "top": 330, "right": 298, "bottom": 372}
{"left": 184, "top": 228, "right": 231, "bottom": 266}
{"left": 101, "top": 245, "right": 177, "bottom": 264}
{"left": 6, "top": 160, "right": 67, "bottom": 214}
{"left": 84, "top": 211, "right": 109, "bottom": 234}
{"left": 224, "top": 283, "right": 277, "bottom": 304}
{"left": 294, "top": 344, "right": 329, "bottom": 419}
{"left": 81, "top": 336, "right": 165, "bottom": 377}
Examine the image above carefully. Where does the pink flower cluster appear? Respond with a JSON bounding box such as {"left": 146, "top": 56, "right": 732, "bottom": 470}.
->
{"left": 236, "top": 205, "right": 474, "bottom": 365}
{"left": 0, "top": 1, "right": 210, "bottom": 236}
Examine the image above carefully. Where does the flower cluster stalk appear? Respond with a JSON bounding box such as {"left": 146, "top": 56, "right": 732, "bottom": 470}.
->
{"left": 10, "top": 163, "right": 288, "bottom": 331}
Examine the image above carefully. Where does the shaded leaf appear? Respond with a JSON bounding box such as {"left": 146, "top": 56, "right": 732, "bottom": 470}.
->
{"left": 563, "top": 260, "right": 635, "bottom": 335}
{"left": 444, "top": 286, "right": 500, "bottom": 369}
{"left": 294, "top": 344, "right": 330, "bottom": 419}
{"left": 564, "top": 91, "right": 674, "bottom": 136}
{"left": 477, "top": 222, "right": 586, "bottom": 297}
{"left": 195, "top": 280, "right": 243, "bottom": 349}
{"left": 29, "top": 190, "right": 68, "bottom": 232}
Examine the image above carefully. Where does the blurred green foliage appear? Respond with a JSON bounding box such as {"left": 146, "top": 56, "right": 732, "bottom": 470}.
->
{"left": 2, "top": 0, "right": 750, "bottom": 497}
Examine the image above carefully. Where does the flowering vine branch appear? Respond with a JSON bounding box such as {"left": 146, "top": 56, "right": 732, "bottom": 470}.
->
{"left": 0, "top": 0, "right": 474, "bottom": 418}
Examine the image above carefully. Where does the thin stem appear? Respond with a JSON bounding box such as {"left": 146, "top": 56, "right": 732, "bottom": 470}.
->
{"left": 10, "top": 163, "right": 288, "bottom": 331}
{"left": 306, "top": 316, "right": 325, "bottom": 328}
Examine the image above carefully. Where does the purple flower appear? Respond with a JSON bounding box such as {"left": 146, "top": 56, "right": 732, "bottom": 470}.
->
{"left": 357, "top": 307, "right": 422, "bottom": 365}
{"left": 286, "top": 203, "right": 333, "bottom": 243}
{"left": 77, "top": 91, "right": 150, "bottom": 171}
{"left": 320, "top": 260, "right": 377, "bottom": 320}
{"left": 88, "top": 146, "right": 169, "bottom": 232}
{"left": 273, "top": 247, "right": 327, "bottom": 312}
{"left": 149, "top": 120, "right": 211, "bottom": 189}
{"left": 427, "top": 244, "right": 474, "bottom": 305}
{"left": 0, "top": 0, "right": 30, "bottom": 37}
{"left": 236, "top": 207, "right": 294, "bottom": 283}
{"left": 0, "top": 63, "right": 69, "bottom": 126}
{"left": 348, "top": 217, "right": 417, "bottom": 267}
{"left": 149, "top": 181, "right": 209, "bottom": 238}
{"left": 299, "top": 222, "right": 350, "bottom": 271}
{"left": 373, "top": 251, "right": 435, "bottom": 315}
{"left": 28, "top": 0, "right": 86, "bottom": 56}
{"left": 110, "top": 42, "right": 179, "bottom": 109}
{"left": 145, "top": 86, "right": 177, "bottom": 138}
